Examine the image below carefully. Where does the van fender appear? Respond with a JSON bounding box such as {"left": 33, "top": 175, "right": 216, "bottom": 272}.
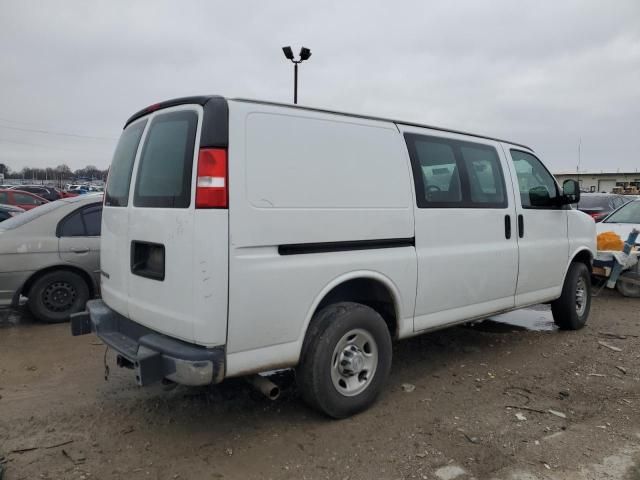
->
{"left": 295, "top": 270, "right": 404, "bottom": 359}
{"left": 562, "top": 247, "right": 595, "bottom": 286}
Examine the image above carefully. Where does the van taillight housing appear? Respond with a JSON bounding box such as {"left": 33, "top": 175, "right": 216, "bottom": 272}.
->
{"left": 196, "top": 148, "right": 228, "bottom": 209}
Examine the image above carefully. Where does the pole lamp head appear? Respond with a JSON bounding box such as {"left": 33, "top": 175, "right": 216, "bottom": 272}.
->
{"left": 299, "top": 47, "right": 312, "bottom": 61}
{"left": 282, "top": 46, "right": 294, "bottom": 60}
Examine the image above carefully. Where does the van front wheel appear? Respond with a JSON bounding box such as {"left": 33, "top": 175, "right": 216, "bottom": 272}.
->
{"left": 551, "top": 262, "right": 591, "bottom": 330}
{"left": 296, "top": 302, "right": 392, "bottom": 419}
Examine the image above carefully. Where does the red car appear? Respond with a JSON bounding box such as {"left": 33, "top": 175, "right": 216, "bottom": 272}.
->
{"left": 0, "top": 189, "right": 49, "bottom": 210}
{"left": 60, "top": 190, "right": 79, "bottom": 198}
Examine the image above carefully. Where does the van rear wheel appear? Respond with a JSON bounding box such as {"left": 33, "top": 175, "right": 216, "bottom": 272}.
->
{"left": 296, "top": 302, "right": 392, "bottom": 418}
{"left": 551, "top": 262, "right": 591, "bottom": 330}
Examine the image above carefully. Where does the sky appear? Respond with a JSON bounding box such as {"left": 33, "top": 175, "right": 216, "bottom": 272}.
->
{"left": 0, "top": 0, "right": 639, "bottom": 173}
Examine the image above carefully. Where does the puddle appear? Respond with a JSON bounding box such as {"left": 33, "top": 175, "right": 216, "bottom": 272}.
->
{"left": 474, "top": 305, "right": 557, "bottom": 332}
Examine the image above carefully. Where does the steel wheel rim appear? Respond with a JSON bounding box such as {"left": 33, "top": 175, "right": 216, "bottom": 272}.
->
{"left": 42, "top": 281, "right": 77, "bottom": 312}
{"left": 575, "top": 276, "right": 587, "bottom": 317}
{"left": 330, "top": 328, "right": 378, "bottom": 397}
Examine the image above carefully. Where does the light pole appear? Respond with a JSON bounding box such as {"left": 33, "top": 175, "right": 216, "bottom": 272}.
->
{"left": 282, "top": 46, "right": 312, "bottom": 104}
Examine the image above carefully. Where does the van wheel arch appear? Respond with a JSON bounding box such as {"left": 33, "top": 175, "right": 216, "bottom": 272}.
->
{"left": 570, "top": 249, "right": 593, "bottom": 273}
{"left": 308, "top": 276, "right": 400, "bottom": 341}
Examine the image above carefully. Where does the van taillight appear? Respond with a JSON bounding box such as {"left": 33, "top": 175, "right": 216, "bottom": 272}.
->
{"left": 196, "top": 148, "right": 228, "bottom": 208}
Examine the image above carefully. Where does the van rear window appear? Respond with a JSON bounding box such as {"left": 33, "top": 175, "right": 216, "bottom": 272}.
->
{"left": 133, "top": 110, "right": 198, "bottom": 208}
{"left": 105, "top": 120, "right": 146, "bottom": 207}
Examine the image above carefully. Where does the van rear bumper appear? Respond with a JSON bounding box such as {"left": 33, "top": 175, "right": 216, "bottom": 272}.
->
{"left": 71, "top": 299, "right": 225, "bottom": 386}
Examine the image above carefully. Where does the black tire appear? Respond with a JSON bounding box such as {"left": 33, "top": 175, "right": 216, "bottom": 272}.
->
{"left": 616, "top": 271, "right": 640, "bottom": 298}
{"left": 27, "top": 270, "right": 90, "bottom": 323}
{"left": 296, "top": 302, "right": 392, "bottom": 419}
{"left": 551, "top": 262, "right": 591, "bottom": 330}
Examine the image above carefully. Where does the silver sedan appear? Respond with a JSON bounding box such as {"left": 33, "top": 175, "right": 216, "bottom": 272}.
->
{"left": 0, "top": 194, "right": 103, "bottom": 323}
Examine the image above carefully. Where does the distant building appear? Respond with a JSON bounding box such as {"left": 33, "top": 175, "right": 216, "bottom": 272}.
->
{"left": 554, "top": 170, "right": 640, "bottom": 194}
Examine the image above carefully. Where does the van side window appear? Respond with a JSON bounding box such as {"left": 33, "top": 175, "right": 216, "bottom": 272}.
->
{"left": 105, "top": 120, "right": 147, "bottom": 207}
{"left": 405, "top": 133, "right": 507, "bottom": 208}
{"left": 460, "top": 145, "right": 506, "bottom": 206}
{"left": 133, "top": 110, "right": 198, "bottom": 208}
{"left": 413, "top": 138, "right": 462, "bottom": 205}
{"left": 510, "top": 150, "right": 558, "bottom": 209}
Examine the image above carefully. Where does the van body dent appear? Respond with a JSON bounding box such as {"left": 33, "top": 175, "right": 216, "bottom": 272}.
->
{"left": 72, "top": 96, "right": 596, "bottom": 417}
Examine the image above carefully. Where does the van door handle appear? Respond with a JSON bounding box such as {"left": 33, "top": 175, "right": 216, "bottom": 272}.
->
{"left": 504, "top": 215, "right": 511, "bottom": 239}
{"left": 70, "top": 247, "right": 89, "bottom": 254}
{"left": 518, "top": 214, "right": 524, "bottom": 238}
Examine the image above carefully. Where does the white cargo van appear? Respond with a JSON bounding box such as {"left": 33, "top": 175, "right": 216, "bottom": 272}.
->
{"left": 72, "top": 96, "right": 596, "bottom": 418}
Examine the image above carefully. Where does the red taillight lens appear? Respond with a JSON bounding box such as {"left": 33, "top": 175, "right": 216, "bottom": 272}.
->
{"left": 196, "top": 148, "right": 228, "bottom": 208}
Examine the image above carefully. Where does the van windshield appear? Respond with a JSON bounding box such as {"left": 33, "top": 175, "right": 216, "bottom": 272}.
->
{"left": 105, "top": 120, "right": 147, "bottom": 207}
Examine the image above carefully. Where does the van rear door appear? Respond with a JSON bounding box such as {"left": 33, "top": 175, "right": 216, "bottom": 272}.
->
{"left": 102, "top": 100, "right": 229, "bottom": 347}
{"left": 102, "top": 119, "right": 147, "bottom": 317}
{"left": 127, "top": 107, "right": 201, "bottom": 343}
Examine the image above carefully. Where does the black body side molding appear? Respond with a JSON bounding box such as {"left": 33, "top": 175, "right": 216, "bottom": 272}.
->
{"left": 278, "top": 238, "right": 415, "bottom": 256}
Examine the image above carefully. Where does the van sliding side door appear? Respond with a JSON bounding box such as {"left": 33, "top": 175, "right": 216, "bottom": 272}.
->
{"left": 402, "top": 127, "right": 519, "bottom": 332}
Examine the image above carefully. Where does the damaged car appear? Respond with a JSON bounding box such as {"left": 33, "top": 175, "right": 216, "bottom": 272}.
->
{"left": 0, "top": 194, "right": 103, "bottom": 322}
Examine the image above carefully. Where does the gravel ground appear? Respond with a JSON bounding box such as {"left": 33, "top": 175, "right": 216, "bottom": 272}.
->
{"left": 1, "top": 290, "right": 639, "bottom": 480}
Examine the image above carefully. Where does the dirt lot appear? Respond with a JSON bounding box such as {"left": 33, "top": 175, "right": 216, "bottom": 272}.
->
{"left": 1, "top": 291, "right": 639, "bottom": 480}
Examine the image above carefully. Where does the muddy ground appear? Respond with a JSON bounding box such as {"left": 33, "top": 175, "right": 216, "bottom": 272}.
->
{"left": 1, "top": 291, "right": 639, "bottom": 480}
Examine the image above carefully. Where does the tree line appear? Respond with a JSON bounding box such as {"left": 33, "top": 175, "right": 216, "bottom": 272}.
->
{"left": 0, "top": 163, "right": 108, "bottom": 182}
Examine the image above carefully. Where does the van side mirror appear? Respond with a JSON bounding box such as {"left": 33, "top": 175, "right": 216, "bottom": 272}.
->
{"left": 561, "top": 179, "right": 580, "bottom": 205}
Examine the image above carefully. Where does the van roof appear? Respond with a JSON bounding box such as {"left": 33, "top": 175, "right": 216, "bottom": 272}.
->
{"left": 125, "top": 95, "right": 532, "bottom": 151}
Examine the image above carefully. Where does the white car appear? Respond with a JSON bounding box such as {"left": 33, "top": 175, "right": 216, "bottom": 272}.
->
{"left": 596, "top": 199, "right": 640, "bottom": 298}
{"left": 597, "top": 199, "right": 640, "bottom": 242}
{"left": 72, "top": 96, "right": 596, "bottom": 418}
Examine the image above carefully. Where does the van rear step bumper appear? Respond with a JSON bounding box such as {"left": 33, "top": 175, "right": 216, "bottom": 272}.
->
{"left": 71, "top": 299, "right": 225, "bottom": 387}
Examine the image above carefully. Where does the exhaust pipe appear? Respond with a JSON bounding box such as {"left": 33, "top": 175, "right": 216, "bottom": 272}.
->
{"left": 246, "top": 375, "right": 280, "bottom": 400}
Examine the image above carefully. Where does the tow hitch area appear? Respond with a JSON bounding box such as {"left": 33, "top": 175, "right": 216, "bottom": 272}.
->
{"left": 70, "top": 299, "right": 226, "bottom": 387}
{"left": 117, "top": 355, "right": 134, "bottom": 369}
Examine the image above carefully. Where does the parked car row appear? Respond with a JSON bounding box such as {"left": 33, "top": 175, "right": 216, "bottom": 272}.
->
{"left": 575, "top": 192, "right": 632, "bottom": 222}
{"left": 0, "top": 188, "right": 49, "bottom": 210}
{"left": 0, "top": 184, "right": 104, "bottom": 205}
{"left": 65, "top": 184, "right": 104, "bottom": 194}
{"left": 5, "top": 184, "right": 65, "bottom": 201}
